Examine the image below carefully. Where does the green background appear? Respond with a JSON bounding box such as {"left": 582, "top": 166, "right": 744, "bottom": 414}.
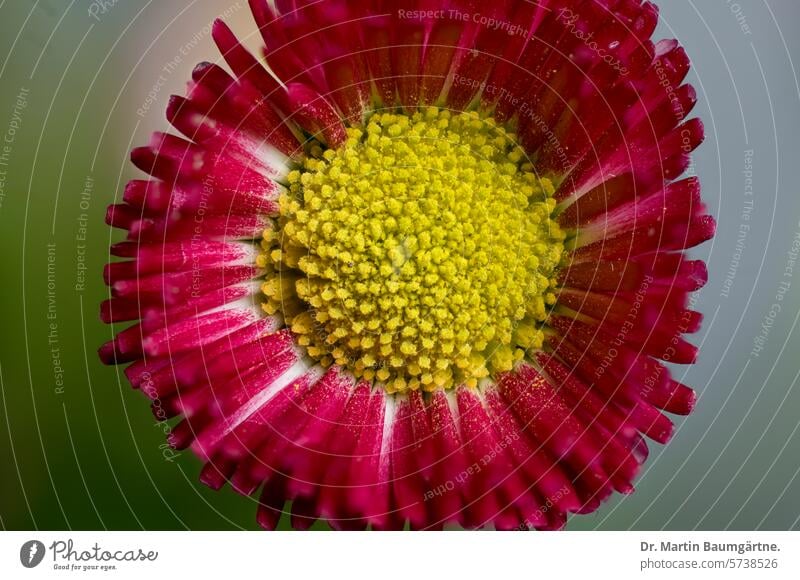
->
{"left": 1, "top": 0, "right": 800, "bottom": 530}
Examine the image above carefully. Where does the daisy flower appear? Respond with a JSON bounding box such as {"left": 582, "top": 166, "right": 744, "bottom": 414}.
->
{"left": 101, "top": 0, "right": 713, "bottom": 530}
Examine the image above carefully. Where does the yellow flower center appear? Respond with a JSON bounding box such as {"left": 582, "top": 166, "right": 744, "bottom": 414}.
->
{"left": 259, "top": 107, "right": 565, "bottom": 393}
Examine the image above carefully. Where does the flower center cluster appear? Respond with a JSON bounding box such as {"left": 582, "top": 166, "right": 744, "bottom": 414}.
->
{"left": 260, "top": 108, "right": 565, "bottom": 392}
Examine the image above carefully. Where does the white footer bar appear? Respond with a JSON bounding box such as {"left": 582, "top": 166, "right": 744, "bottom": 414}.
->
{"left": 1, "top": 531, "right": 798, "bottom": 579}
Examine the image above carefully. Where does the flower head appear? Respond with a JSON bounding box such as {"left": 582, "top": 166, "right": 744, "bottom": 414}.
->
{"left": 101, "top": 0, "right": 713, "bottom": 530}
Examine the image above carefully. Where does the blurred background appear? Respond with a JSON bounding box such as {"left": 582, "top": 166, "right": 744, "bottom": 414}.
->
{"left": 1, "top": 0, "right": 799, "bottom": 531}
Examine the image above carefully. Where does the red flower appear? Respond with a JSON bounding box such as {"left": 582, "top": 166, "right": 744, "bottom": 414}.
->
{"left": 101, "top": 0, "right": 713, "bottom": 530}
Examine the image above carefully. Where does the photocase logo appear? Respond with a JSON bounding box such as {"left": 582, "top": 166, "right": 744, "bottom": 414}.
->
{"left": 19, "top": 540, "right": 46, "bottom": 568}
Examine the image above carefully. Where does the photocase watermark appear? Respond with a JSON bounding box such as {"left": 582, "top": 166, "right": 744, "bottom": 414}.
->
{"left": 74, "top": 175, "right": 94, "bottom": 293}
{"left": 189, "top": 175, "right": 216, "bottom": 299}
{"left": 557, "top": 8, "right": 629, "bottom": 76}
{"left": 450, "top": 72, "right": 571, "bottom": 172}
{"left": 725, "top": 0, "right": 752, "bottom": 36}
{"left": 664, "top": 294, "right": 699, "bottom": 365}
{"left": 650, "top": 52, "right": 700, "bottom": 176}
{"left": 750, "top": 221, "right": 800, "bottom": 358}
{"left": 138, "top": 74, "right": 168, "bottom": 119}
{"left": 654, "top": 57, "right": 687, "bottom": 123}
{"left": 87, "top": 0, "right": 120, "bottom": 22}
{"left": 595, "top": 274, "right": 654, "bottom": 382}
{"left": 46, "top": 243, "right": 65, "bottom": 396}
{"left": 19, "top": 540, "right": 46, "bottom": 568}
{"left": 396, "top": 6, "right": 631, "bottom": 78}
{"left": 423, "top": 429, "right": 520, "bottom": 501}
{"left": 137, "top": 2, "right": 243, "bottom": 117}
{"left": 40, "top": 538, "right": 158, "bottom": 572}
{"left": 397, "top": 8, "right": 527, "bottom": 37}
{"left": 139, "top": 372, "right": 181, "bottom": 463}
{"left": 720, "top": 150, "right": 754, "bottom": 298}
{"left": 516, "top": 484, "right": 572, "bottom": 530}
{"left": 0, "top": 86, "right": 29, "bottom": 210}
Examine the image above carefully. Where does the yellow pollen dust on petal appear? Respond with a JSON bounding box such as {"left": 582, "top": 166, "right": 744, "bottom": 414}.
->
{"left": 262, "top": 107, "right": 565, "bottom": 392}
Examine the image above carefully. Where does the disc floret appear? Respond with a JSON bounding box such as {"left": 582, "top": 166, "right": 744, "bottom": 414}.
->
{"left": 261, "top": 107, "right": 565, "bottom": 392}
